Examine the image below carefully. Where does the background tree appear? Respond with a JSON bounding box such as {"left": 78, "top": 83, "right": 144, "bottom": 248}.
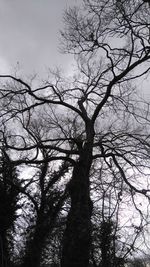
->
{"left": 20, "top": 157, "right": 70, "bottom": 267}
{"left": 0, "top": 149, "right": 20, "bottom": 267}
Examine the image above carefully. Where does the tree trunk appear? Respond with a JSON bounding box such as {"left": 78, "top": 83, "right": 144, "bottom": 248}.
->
{"left": 0, "top": 231, "right": 9, "bottom": 267}
{"left": 21, "top": 220, "right": 45, "bottom": 267}
{"left": 21, "top": 197, "right": 66, "bottom": 267}
{"left": 61, "top": 145, "right": 93, "bottom": 267}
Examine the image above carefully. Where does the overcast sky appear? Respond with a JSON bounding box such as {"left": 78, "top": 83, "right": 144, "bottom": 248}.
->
{"left": 0, "top": 0, "right": 80, "bottom": 78}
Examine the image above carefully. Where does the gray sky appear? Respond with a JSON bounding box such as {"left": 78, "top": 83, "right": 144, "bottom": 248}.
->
{"left": 0, "top": 0, "right": 79, "bottom": 78}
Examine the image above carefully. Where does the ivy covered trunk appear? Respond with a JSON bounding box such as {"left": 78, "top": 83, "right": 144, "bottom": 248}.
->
{"left": 0, "top": 150, "right": 19, "bottom": 267}
{"left": 61, "top": 142, "right": 93, "bottom": 267}
{"left": 21, "top": 216, "right": 46, "bottom": 267}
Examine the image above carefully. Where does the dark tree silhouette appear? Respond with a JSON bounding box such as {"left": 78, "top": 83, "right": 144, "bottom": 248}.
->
{"left": 20, "top": 155, "right": 70, "bottom": 267}
{"left": 0, "top": 0, "right": 150, "bottom": 266}
{"left": 0, "top": 149, "right": 20, "bottom": 267}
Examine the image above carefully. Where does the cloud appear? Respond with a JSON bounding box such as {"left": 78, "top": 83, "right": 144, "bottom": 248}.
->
{"left": 0, "top": 56, "right": 11, "bottom": 73}
{"left": 0, "top": 0, "right": 78, "bottom": 77}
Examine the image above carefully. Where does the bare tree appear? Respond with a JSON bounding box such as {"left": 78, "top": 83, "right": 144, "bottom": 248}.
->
{"left": 0, "top": 0, "right": 150, "bottom": 266}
